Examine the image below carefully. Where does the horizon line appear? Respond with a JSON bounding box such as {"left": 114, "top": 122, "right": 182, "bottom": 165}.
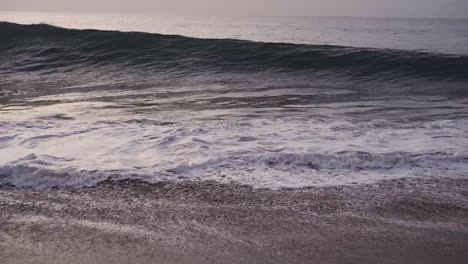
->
{"left": 1, "top": 9, "right": 467, "bottom": 21}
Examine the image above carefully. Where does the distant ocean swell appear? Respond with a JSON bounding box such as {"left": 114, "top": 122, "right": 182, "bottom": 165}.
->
{"left": 1, "top": 22, "right": 468, "bottom": 82}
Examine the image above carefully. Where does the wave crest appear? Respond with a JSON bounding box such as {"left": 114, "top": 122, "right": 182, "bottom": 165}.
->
{"left": 1, "top": 22, "right": 468, "bottom": 81}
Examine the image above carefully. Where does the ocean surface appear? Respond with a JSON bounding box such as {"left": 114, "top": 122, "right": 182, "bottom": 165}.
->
{"left": 0, "top": 12, "right": 467, "bottom": 189}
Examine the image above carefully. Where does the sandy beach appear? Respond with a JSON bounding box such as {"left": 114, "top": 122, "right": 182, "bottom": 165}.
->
{"left": 1, "top": 177, "right": 466, "bottom": 264}
{"left": 2, "top": 7, "right": 468, "bottom": 264}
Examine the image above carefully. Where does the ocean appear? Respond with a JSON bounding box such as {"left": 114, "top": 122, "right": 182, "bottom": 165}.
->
{"left": 1, "top": 11, "right": 468, "bottom": 189}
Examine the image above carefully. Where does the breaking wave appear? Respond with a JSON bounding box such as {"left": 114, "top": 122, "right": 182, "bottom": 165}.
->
{"left": 1, "top": 22, "right": 468, "bottom": 81}
{"left": 1, "top": 150, "right": 466, "bottom": 189}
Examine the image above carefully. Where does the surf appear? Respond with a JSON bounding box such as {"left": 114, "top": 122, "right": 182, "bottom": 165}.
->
{"left": 1, "top": 22, "right": 468, "bottom": 81}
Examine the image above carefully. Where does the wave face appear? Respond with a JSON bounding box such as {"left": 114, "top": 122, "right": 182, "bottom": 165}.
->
{"left": 1, "top": 22, "right": 468, "bottom": 82}
{"left": 1, "top": 22, "right": 468, "bottom": 189}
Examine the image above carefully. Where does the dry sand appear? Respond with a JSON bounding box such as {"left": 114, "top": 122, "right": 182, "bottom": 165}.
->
{"left": 0, "top": 177, "right": 467, "bottom": 264}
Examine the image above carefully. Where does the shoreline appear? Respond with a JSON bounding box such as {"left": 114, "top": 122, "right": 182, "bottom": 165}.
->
{"left": 1, "top": 177, "right": 467, "bottom": 264}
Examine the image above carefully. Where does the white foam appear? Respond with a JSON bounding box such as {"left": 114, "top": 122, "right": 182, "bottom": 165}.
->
{"left": 1, "top": 103, "right": 467, "bottom": 189}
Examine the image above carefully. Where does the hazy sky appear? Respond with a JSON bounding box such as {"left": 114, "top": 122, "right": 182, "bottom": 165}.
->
{"left": 2, "top": 0, "right": 468, "bottom": 19}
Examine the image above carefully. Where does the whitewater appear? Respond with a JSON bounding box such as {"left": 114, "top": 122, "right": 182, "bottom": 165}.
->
{"left": 1, "top": 18, "right": 468, "bottom": 189}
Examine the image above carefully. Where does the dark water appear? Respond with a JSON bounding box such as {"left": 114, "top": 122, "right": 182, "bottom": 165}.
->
{"left": 0, "top": 21, "right": 467, "bottom": 189}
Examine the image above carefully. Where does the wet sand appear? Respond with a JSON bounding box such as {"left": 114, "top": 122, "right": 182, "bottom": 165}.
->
{"left": 0, "top": 177, "right": 467, "bottom": 264}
